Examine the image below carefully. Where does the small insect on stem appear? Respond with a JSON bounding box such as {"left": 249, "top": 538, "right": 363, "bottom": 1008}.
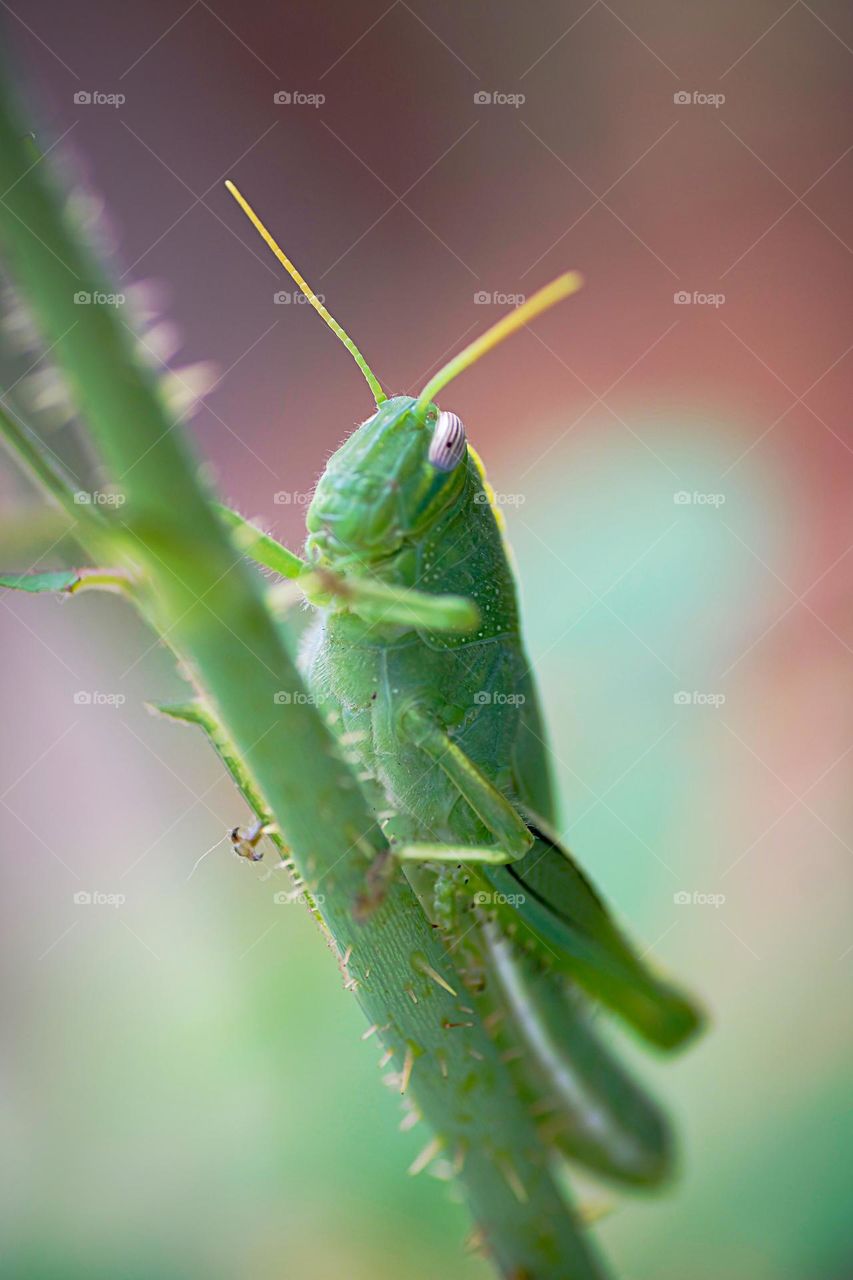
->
{"left": 230, "top": 819, "right": 274, "bottom": 862}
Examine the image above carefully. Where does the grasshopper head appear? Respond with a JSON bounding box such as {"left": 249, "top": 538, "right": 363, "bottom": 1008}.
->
{"left": 305, "top": 396, "right": 468, "bottom": 570}
{"left": 223, "top": 182, "right": 581, "bottom": 573}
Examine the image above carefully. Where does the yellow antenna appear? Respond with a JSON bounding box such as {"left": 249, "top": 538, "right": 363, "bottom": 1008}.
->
{"left": 415, "top": 272, "right": 583, "bottom": 413}
{"left": 225, "top": 180, "right": 386, "bottom": 407}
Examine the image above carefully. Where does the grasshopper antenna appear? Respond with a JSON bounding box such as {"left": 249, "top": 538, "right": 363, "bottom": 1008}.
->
{"left": 414, "top": 272, "right": 583, "bottom": 413}
{"left": 225, "top": 180, "right": 386, "bottom": 408}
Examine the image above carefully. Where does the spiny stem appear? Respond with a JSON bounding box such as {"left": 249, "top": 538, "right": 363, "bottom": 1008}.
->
{"left": 0, "top": 69, "right": 608, "bottom": 1280}
{"left": 0, "top": 399, "right": 101, "bottom": 528}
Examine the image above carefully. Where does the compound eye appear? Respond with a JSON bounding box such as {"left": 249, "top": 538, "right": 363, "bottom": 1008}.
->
{"left": 428, "top": 411, "right": 467, "bottom": 472}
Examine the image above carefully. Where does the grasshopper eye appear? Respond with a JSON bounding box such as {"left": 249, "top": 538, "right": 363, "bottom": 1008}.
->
{"left": 428, "top": 411, "right": 467, "bottom": 472}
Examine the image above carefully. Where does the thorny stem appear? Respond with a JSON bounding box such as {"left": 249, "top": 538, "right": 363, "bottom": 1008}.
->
{"left": 0, "top": 66, "right": 607, "bottom": 1279}
{"left": 0, "top": 399, "right": 102, "bottom": 529}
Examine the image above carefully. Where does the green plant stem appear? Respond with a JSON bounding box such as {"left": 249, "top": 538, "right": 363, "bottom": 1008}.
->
{"left": 0, "top": 400, "right": 101, "bottom": 527}
{"left": 0, "top": 69, "right": 606, "bottom": 1279}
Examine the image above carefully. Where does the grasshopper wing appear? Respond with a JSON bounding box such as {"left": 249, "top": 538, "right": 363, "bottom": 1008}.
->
{"left": 480, "top": 818, "right": 704, "bottom": 1051}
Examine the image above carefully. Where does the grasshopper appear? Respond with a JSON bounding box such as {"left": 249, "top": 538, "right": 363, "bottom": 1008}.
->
{"left": 222, "top": 183, "right": 704, "bottom": 1191}
{"left": 0, "top": 79, "right": 703, "bottom": 1275}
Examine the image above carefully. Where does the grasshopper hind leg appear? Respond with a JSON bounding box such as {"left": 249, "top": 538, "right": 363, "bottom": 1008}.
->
{"left": 397, "top": 847, "right": 675, "bottom": 1188}
{"left": 484, "top": 924, "right": 674, "bottom": 1188}
{"left": 479, "top": 823, "right": 705, "bottom": 1052}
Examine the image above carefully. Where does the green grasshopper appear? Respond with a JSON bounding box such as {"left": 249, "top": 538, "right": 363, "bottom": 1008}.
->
{"left": 222, "top": 183, "right": 704, "bottom": 1191}
{"left": 0, "top": 75, "right": 700, "bottom": 1274}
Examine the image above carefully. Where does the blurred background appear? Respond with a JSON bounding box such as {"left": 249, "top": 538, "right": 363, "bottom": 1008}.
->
{"left": 0, "top": 2, "right": 851, "bottom": 1277}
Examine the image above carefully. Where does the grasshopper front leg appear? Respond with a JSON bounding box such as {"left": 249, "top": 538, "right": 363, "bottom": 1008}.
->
{"left": 395, "top": 843, "right": 513, "bottom": 865}
{"left": 302, "top": 569, "right": 480, "bottom": 635}
{"left": 218, "top": 504, "right": 480, "bottom": 634}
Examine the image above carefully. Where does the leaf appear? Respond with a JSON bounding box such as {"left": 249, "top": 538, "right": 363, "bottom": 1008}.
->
{"left": 0, "top": 569, "right": 79, "bottom": 593}
{"left": 146, "top": 699, "right": 209, "bottom": 728}
{"left": 0, "top": 568, "right": 129, "bottom": 595}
